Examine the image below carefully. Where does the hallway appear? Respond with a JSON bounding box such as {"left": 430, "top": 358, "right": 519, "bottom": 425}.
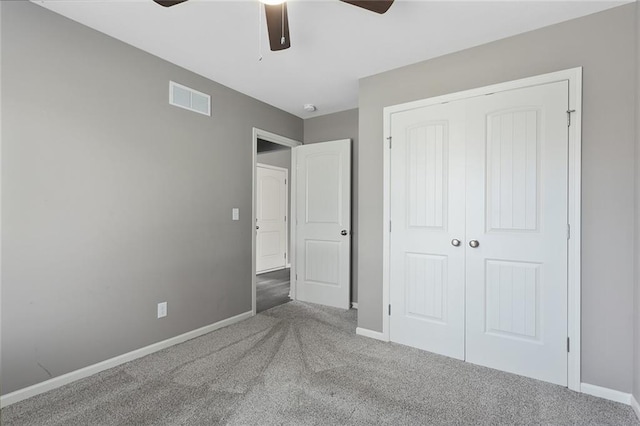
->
{"left": 256, "top": 268, "right": 290, "bottom": 313}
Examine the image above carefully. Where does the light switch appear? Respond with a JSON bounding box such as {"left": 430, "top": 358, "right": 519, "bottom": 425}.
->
{"left": 232, "top": 208, "right": 239, "bottom": 221}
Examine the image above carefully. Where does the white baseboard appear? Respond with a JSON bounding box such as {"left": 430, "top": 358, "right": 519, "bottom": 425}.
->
{"left": 257, "top": 265, "right": 288, "bottom": 275}
{"left": 351, "top": 303, "right": 358, "bottom": 309}
{"left": 631, "top": 394, "right": 640, "bottom": 421}
{"left": 356, "top": 327, "right": 388, "bottom": 342}
{"left": 0, "top": 310, "right": 253, "bottom": 408}
{"left": 580, "top": 383, "right": 632, "bottom": 405}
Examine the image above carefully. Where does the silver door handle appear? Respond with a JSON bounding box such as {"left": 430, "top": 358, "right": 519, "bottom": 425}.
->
{"left": 256, "top": 226, "right": 259, "bottom": 230}
{"left": 469, "top": 240, "right": 479, "bottom": 248}
{"left": 451, "top": 239, "right": 461, "bottom": 247}
{"left": 341, "top": 230, "right": 348, "bottom": 236}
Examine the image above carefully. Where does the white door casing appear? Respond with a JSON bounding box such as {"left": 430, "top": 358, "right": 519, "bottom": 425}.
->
{"left": 295, "top": 139, "right": 351, "bottom": 309}
{"left": 256, "top": 164, "right": 288, "bottom": 273}
{"left": 389, "top": 101, "right": 467, "bottom": 359}
{"left": 385, "top": 75, "right": 576, "bottom": 387}
{"left": 464, "top": 81, "right": 569, "bottom": 386}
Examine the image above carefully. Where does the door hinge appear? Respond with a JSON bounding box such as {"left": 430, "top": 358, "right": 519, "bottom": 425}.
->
{"left": 387, "top": 136, "right": 392, "bottom": 149}
{"left": 389, "top": 221, "right": 392, "bottom": 232}
{"left": 567, "top": 224, "right": 571, "bottom": 240}
{"left": 284, "top": 252, "right": 286, "bottom": 259}
{"left": 567, "top": 109, "right": 576, "bottom": 127}
{"left": 285, "top": 215, "right": 287, "bottom": 222}
{"left": 285, "top": 179, "right": 287, "bottom": 185}
{"left": 388, "top": 304, "right": 391, "bottom": 316}
{"left": 567, "top": 337, "right": 570, "bottom": 352}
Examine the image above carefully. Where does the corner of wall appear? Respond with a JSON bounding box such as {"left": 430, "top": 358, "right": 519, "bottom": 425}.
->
{"left": 0, "top": 0, "right": 4, "bottom": 390}
{"left": 634, "top": 0, "right": 640, "bottom": 408}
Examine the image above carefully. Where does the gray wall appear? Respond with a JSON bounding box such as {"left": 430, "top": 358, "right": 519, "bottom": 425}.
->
{"left": 257, "top": 148, "right": 292, "bottom": 266}
{"left": 635, "top": 1, "right": 640, "bottom": 405}
{"left": 304, "top": 109, "right": 359, "bottom": 303}
{"left": 1, "top": 1, "right": 302, "bottom": 395}
{"left": 357, "top": 4, "right": 637, "bottom": 393}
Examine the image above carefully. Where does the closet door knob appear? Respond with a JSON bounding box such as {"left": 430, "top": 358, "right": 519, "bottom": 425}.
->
{"left": 469, "top": 240, "right": 480, "bottom": 248}
{"left": 451, "top": 239, "right": 461, "bottom": 247}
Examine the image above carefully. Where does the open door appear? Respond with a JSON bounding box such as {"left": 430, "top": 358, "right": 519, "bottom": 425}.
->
{"left": 294, "top": 139, "right": 351, "bottom": 309}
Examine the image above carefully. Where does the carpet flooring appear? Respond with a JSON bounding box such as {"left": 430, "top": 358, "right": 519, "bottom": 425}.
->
{"left": 256, "top": 268, "right": 290, "bottom": 313}
{"left": 2, "top": 302, "right": 638, "bottom": 425}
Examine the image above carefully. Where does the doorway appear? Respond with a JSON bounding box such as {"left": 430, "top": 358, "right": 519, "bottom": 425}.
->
{"left": 254, "top": 133, "right": 298, "bottom": 314}
{"left": 252, "top": 129, "right": 353, "bottom": 315}
{"left": 254, "top": 138, "right": 292, "bottom": 313}
{"left": 256, "top": 163, "right": 288, "bottom": 274}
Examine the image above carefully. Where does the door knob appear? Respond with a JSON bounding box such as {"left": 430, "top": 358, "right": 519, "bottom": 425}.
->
{"left": 469, "top": 240, "right": 479, "bottom": 248}
{"left": 256, "top": 226, "right": 259, "bottom": 230}
{"left": 341, "top": 230, "right": 348, "bottom": 236}
{"left": 451, "top": 239, "right": 461, "bottom": 247}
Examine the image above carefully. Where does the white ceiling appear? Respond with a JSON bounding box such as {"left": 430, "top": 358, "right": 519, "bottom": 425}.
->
{"left": 35, "top": 0, "right": 628, "bottom": 118}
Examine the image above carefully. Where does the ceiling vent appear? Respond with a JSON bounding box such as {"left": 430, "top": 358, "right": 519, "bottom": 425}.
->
{"left": 169, "top": 81, "right": 211, "bottom": 116}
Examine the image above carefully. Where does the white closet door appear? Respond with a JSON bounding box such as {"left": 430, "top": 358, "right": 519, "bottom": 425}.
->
{"left": 295, "top": 139, "right": 351, "bottom": 309}
{"left": 464, "top": 81, "right": 569, "bottom": 385}
{"left": 256, "top": 165, "right": 288, "bottom": 273}
{"left": 389, "top": 101, "right": 467, "bottom": 359}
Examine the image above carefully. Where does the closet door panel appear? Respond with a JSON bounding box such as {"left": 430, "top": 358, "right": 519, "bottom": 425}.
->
{"left": 389, "top": 101, "right": 466, "bottom": 359}
{"left": 464, "top": 81, "right": 569, "bottom": 386}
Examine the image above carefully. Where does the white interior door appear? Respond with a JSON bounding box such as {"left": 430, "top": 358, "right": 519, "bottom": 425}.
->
{"left": 388, "top": 80, "right": 570, "bottom": 386}
{"left": 294, "top": 139, "right": 351, "bottom": 309}
{"left": 256, "top": 165, "right": 288, "bottom": 273}
{"left": 465, "top": 81, "right": 569, "bottom": 386}
{"left": 389, "top": 101, "right": 467, "bottom": 359}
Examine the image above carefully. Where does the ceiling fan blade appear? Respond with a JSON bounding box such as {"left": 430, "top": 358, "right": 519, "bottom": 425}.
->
{"left": 264, "top": 3, "right": 291, "bottom": 51}
{"left": 339, "top": 0, "right": 394, "bottom": 14}
{"left": 152, "top": 0, "right": 188, "bottom": 7}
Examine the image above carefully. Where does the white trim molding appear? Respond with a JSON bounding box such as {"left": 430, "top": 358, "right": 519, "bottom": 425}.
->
{"left": 631, "top": 394, "right": 640, "bottom": 421}
{"left": 580, "top": 383, "right": 632, "bottom": 405}
{"left": 256, "top": 266, "right": 288, "bottom": 275}
{"left": 0, "top": 310, "right": 252, "bottom": 408}
{"left": 256, "top": 163, "right": 289, "bottom": 173}
{"left": 356, "top": 327, "right": 389, "bottom": 342}
{"left": 382, "top": 67, "right": 583, "bottom": 391}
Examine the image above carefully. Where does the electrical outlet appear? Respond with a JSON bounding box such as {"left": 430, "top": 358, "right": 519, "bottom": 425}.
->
{"left": 157, "top": 302, "right": 167, "bottom": 318}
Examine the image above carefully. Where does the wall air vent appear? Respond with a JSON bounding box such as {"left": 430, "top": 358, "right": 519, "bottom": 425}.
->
{"left": 169, "top": 81, "right": 211, "bottom": 116}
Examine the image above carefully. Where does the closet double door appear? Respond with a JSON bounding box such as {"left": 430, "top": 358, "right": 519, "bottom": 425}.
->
{"left": 389, "top": 81, "right": 569, "bottom": 386}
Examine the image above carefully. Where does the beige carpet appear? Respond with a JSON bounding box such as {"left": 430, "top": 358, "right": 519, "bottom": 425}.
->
{"left": 2, "top": 302, "right": 638, "bottom": 425}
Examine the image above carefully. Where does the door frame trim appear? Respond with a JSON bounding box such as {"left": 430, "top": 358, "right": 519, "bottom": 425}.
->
{"left": 252, "top": 128, "right": 302, "bottom": 316}
{"left": 256, "top": 163, "right": 289, "bottom": 274}
{"left": 381, "top": 67, "right": 583, "bottom": 391}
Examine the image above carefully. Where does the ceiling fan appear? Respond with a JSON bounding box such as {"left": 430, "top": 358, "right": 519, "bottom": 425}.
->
{"left": 152, "top": 0, "right": 394, "bottom": 51}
